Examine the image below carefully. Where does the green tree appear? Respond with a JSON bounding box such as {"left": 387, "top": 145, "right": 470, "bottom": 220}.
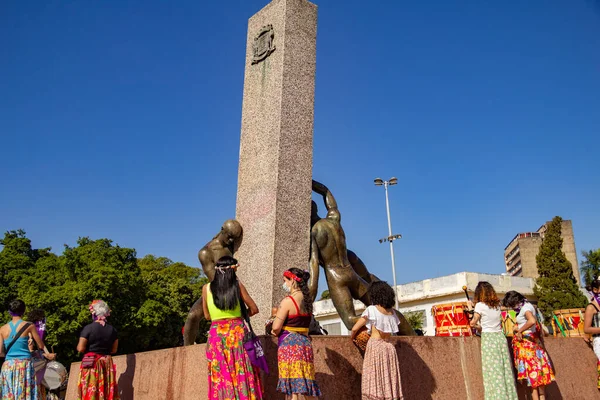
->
{"left": 18, "top": 236, "right": 146, "bottom": 362}
{"left": 0, "top": 230, "right": 52, "bottom": 319}
{"left": 319, "top": 290, "right": 330, "bottom": 300}
{"left": 580, "top": 249, "right": 600, "bottom": 288}
{"left": 534, "top": 216, "right": 587, "bottom": 320}
{"left": 136, "top": 255, "right": 207, "bottom": 348}
{"left": 1, "top": 231, "right": 206, "bottom": 365}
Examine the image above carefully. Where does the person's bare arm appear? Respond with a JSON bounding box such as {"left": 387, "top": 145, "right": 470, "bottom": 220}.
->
{"left": 271, "top": 298, "right": 291, "bottom": 336}
{"left": 584, "top": 304, "right": 600, "bottom": 335}
{"left": 239, "top": 282, "right": 259, "bottom": 316}
{"left": 350, "top": 316, "right": 368, "bottom": 339}
{"left": 111, "top": 339, "right": 119, "bottom": 354}
{"left": 469, "top": 312, "right": 481, "bottom": 328}
{"left": 202, "top": 284, "right": 211, "bottom": 320}
{"left": 76, "top": 337, "right": 88, "bottom": 353}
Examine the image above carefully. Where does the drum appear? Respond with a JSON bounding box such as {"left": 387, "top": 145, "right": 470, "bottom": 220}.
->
{"left": 42, "top": 361, "right": 68, "bottom": 390}
{"left": 501, "top": 308, "right": 517, "bottom": 337}
{"left": 551, "top": 308, "right": 586, "bottom": 337}
{"left": 432, "top": 302, "right": 473, "bottom": 337}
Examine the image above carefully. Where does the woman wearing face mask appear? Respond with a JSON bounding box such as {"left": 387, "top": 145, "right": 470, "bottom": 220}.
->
{"left": 271, "top": 268, "right": 321, "bottom": 400}
{"left": 583, "top": 278, "right": 600, "bottom": 389}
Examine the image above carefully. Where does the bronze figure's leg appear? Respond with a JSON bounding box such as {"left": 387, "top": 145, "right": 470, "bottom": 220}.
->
{"left": 348, "top": 250, "right": 381, "bottom": 284}
{"left": 328, "top": 283, "right": 361, "bottom": 330}
{"left": 183, "top": 297, "right": 204, "bottom": 346}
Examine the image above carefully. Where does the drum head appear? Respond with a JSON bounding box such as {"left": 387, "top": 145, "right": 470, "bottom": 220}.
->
{"left": 42, "top": 361, "right": 67, "bottom": 390}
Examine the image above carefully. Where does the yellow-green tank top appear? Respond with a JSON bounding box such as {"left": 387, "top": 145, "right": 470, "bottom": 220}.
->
{"left": 206, "top": 284, "right": 242, "bottom": 320}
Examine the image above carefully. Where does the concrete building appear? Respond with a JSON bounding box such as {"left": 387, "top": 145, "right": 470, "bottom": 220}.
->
{"left": 504, "top": 219, "right": 580, "bottom": 285}
{"left": 313, "top": 272, "right": 536, "bottom": 336}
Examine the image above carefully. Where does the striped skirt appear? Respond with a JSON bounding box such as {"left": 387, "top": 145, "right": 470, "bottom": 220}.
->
{"left": 206, "top": 318, "right": 263, "bottom": 400}
{"left": 277, "top": 332, "right": 321, "bottom": 396}
{"left": 512, "top": 332, "right": 555, "bottom": 388}
{"left": 1, "top": 358, "right": 38, "bottom": 400}
{"left": 480, "top": 332, "right": 517, "bottom": 400}
{"left": 77, "top": 355, "right": 120, "bottom": 400}
{"left": 362, "top": 338, "right": 403, "bottom": 400}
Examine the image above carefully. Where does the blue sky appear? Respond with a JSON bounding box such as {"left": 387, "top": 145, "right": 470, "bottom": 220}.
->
{"left": 1, "top": 0, "right": 599, "bottom": 292}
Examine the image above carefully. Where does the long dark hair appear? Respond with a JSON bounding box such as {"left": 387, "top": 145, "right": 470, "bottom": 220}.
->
{"left": 287, "top": 267, "right": 313, "bottom": 315}
{"left": 210, "top": 256, "right": 241, "bottom": 311}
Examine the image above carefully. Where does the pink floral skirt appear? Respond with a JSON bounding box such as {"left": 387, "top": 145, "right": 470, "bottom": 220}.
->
{"left": 362, "top": 338, "right": 403, "bottom": 400}
{"left": 206, "top": 318, "right": 263, "bottom": 400}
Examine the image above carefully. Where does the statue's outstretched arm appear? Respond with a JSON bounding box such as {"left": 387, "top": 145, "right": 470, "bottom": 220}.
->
{"left": 312, "top": 179, "right": 338, "bottom": 212}
{"left": 308, "top": 233, "right": 320, "bottom": 302}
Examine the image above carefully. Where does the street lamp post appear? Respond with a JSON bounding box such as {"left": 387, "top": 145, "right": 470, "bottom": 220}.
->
{"left": 374, "top": 177, "right": 400, "bottom": 311}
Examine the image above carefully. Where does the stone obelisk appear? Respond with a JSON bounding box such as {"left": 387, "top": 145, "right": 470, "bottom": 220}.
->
{"left": 235, "top": 0, "right": 317, "bottom": 322}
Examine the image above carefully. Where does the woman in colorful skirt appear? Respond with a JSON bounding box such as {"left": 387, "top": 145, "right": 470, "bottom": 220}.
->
{"left": 583, "top": 278, "right": 600, "bottom": 389}
{"left": 503, "top": 291, "right": 555, "bottom": 400}
{"left": 76, "top": 299, "right": 120, "bottom": 400}
{"left": 1, "top": 299, "right": 54, "bottom": 400}
{"left": 203, "top": 256, "right": 263, "bottom": 400}
{"left": 351, "top": 281, "right": 403, "bottom": 400}
{"left": 271, "top": 268, "right": 321, "bottom": 399}
{"left": 467, "top": 282, "right": 518, "bottom": 400}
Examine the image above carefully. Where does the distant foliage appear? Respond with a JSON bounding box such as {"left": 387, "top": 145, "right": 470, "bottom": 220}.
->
{"left": 0, "top": 230, "right": 207, "bottom": 365}
{"left": 319, "top": 290, "right": 330, "bottom": 300}
{"left": 404, "top": 310, "right": 425, "bottom": 331}
{"left": 580, "top": 249, "right": 600, "bottom": 289}
{"left": 534, "top": 217, "right": 587, "bottom": 320}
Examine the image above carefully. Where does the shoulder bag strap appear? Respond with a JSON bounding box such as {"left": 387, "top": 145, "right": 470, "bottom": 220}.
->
{"left": 4, "top": 322, "right": 31, "bottom": 355}
{"left": 237, "top": 282, "right": 254, "bottom": 334}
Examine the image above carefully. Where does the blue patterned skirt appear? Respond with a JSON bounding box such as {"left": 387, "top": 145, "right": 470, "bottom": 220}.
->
{"left": 1, "top": 358, "right": 39, "bottom": 400}
{"left": 276, "top": 332, "right": 321, "bottom": 396}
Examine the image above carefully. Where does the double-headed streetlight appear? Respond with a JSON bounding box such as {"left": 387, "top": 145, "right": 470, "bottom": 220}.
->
{"left": 374, "top": 177, "right": 400, "bottom": 310}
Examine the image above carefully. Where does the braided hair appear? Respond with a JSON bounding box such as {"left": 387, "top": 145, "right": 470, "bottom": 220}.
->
{"left": 287, "top": 267, "right": 313, "bottom": 315}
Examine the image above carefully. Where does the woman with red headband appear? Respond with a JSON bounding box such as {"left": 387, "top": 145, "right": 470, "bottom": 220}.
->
{"left": 271, "top": 268, "right": 321, "bottom": 399}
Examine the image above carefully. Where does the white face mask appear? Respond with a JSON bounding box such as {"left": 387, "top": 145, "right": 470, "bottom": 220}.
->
{"left": 282, "top": 282, "right": 291, "bottom": 293}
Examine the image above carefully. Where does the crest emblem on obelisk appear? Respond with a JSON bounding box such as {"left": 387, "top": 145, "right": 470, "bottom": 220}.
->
{"left": 252, "top": 24, "right": 276, "bottom": 64}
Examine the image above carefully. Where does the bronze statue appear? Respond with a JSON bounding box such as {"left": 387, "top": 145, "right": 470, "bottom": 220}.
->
{"left": 309, "top": 180, "right": 414, "bottom": 335}
{"left": 348, "top": 249, "right": 380, "bottom": 284}
{"left": 198, "top": 219, "right": 243, "bottom": 281}
{"left": 183, "top": 219, "right": 243, "bottom": 346}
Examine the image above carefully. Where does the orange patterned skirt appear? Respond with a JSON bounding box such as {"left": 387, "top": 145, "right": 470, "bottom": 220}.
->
{"left": 512, "top": 332, "right": 555, "bottom": 388}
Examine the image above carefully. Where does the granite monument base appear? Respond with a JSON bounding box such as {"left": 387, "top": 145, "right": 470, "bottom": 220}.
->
{"left": 65, "top": 336, "right": 600, "bottom": 400}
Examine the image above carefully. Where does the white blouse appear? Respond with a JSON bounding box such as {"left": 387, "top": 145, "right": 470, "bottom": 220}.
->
{"left": 516, "top": 302, "right": 537, "bottom": 333}
{"left": 361, "top": 305, "right": 400, "bottom": 334}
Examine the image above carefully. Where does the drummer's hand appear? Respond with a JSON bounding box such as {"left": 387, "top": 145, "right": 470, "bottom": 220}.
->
{"left": 44, "top": 353, "right": 56, "bottom": 361}
{"left": 467, "top": 300, "right": 474, "bottom": 310}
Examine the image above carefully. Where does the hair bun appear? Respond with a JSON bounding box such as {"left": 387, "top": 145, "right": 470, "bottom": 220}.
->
{"left": 303, "top": 270, "right": 310, "bottom": 281}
